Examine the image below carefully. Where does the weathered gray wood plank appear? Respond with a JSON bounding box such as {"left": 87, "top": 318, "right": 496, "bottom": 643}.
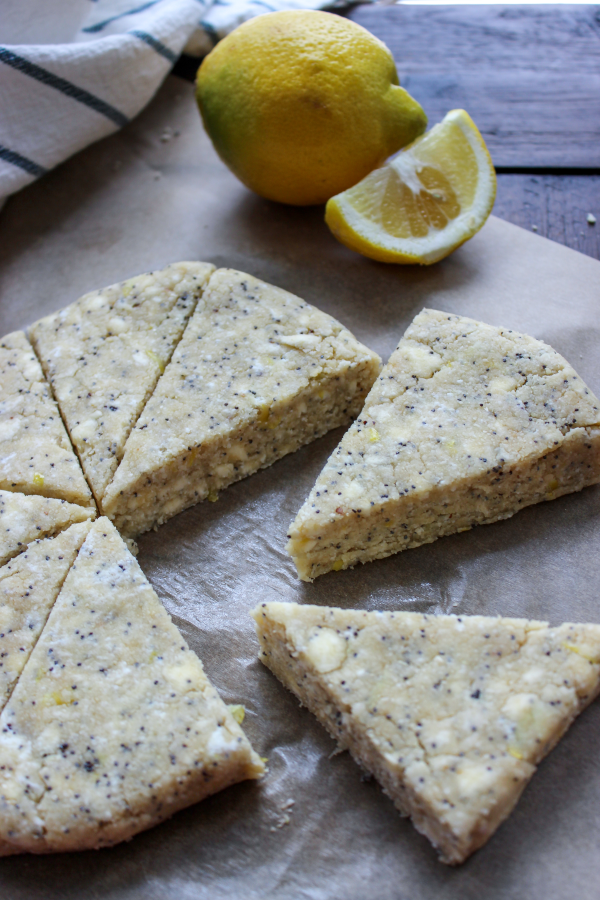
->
{"left": 350, "top": 4, "right": 600, "bottom": 73}
{"left": 494, "top": 174, "right": 600, "bottom": 259}
{"left": 348, "top": 5, "right": 600, "bottom": 168}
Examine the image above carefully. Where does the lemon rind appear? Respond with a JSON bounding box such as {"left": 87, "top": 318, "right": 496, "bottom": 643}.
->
{"left": 327, "top": 109, "right": 497, "bottom": 265}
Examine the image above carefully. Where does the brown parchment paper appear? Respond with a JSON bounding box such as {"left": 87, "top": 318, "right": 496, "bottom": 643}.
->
{"left": 1, "top": 76, "right": 600, "bottom": 900}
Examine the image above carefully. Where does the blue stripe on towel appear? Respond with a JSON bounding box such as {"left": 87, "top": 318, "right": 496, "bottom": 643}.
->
{"left": 0, "top": 145, "right": 47, "bottom": 178}
{"left": 130, "top": 30, "right": 178, "bottom": 64}
{"left": 199, "top": 20, "right": 219, "bottom": 46}
{"left": 82, "top": 1, "right": 161, "bottom": 33}
{"left": 0, "top": 48, "right": 129, "bottom": 128}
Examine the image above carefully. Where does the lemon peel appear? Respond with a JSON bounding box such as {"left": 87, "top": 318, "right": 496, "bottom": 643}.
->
{"left": 325, "top": 109, "right": 496, "bottom": 265}
{"left": 228, "top": 704, "right": 246, "bottom": 725}
{"left": 196, "top": 10, "right": 426, "bottom": 206}
{"left": 145, "top": 350, "right": 165, "bottom": 373}
{"left": 561, "top": 642, "right": 600, "bottom": 665}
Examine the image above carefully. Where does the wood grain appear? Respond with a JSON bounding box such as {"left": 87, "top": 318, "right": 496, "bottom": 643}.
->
{"left": 494, "top": 174, "right": 600, "bottom": 259}
{"left": 348, "top": 5, "right": 600, "bottom": 169}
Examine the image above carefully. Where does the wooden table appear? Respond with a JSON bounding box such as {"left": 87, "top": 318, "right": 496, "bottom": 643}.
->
{"left": 176, "top": 3, "right": 600, "bottom": 261}
{"left": 347, "top": 4, "right": 600, "bottom": 261}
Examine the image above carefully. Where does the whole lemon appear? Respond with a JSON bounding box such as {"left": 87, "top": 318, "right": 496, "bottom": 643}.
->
{"left": 195, "top": 11, "right": 427, "bottom": 206}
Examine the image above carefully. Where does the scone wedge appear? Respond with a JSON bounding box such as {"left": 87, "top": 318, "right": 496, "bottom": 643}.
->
{"left": 29, "top": 262, "right": 215, "bottom": 504}
{"left": 0, "top": 490, "right": 95, "bottom": 567}
{"left": 287, "top": 309, "right": 600, "bottom": 580}
{"left": 103, "top": 269, "right": 381, "bottom": 536}
{"left": 0, "top": 521, "right": 92, "bottom": 711}
{"left": 0, "top": 332, "right": 93, "bottom": 508}
{"left": 253, "top": 601, "right": 600, "bottom": 864}
{"left": 0, "top": 517, "right": 264, "bottom": 855}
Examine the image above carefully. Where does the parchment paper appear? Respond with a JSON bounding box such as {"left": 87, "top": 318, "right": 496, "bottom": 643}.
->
{"left": 1, "top": 76, "right": 599, "bottom": 900}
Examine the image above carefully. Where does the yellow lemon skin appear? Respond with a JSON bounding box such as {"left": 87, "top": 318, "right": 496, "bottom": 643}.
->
{"left": 195, "top": 11, "right": 427, "bottom": 206}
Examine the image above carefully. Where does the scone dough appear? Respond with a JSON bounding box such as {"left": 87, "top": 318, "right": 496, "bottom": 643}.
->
{"left": 0, "top": 490, "right": 94, "bottom": 567}
{"left": 253, "top": 601, "right": 600, "bottom": 864}
{"left": 0, "top": 518, "right": 264, "bottom": 855}
{"left": 288, "top": 309, "right": 600, "bottom": 579}
{"left": 103, "top": 269, "right": 381, "bottom": 536}
{"left": 29, "top": 263, "right": 215, "bottom": 503}
{"left": 0, "top": 331, "right": 93, "bottom": 508}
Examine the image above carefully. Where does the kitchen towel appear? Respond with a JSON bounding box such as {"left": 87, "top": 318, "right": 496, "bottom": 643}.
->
{"left": 0, "top": 0, "right": 356, "bottom": 205}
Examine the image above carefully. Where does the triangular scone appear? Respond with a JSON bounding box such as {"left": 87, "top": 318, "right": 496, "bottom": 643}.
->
{"left": 0, "top": 521, "right": 92, "bottom": 713}
{"left": 0, "top": 517, "right": 264, "bottom": 855}
{"left": 253, "top": 602, "right": 600, "bottom": 864}
{"left": 0, "top": 490, "right": 95, "bottom": 566}
{"left": 0, "top": 332, "right": 93, "bottom": 508}
{"left": 287, "top": 309, "right": 600, "bottom": 580}
{"left": 102, "top": 269, "right": 381, "bottom": 536}
{"left": 29, "top": 262, "right": 215, "bottom": 504}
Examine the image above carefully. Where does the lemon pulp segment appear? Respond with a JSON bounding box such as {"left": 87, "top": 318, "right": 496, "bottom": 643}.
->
{"left": 325, "top": 109, "right": 496, "bottom": 264}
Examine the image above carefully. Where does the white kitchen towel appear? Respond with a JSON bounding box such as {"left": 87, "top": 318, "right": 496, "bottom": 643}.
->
{"left": 0, "top": 0, "right": 357, "bottom": 204}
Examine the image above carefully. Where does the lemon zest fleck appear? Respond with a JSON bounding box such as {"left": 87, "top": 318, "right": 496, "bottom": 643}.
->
{"left": 207, "top": 491, "right": 219, "bottom": 502}
{"left": 368, "top": 427, "right": 380, "bottom": 443}
{"left": 228, "top": 704, "right": 246, "bottom": 725}
{"left": 50, "top": 690, "right": 75, "bottom": 706}
{"left": 32, "top": 472, "right": 44, "bottom": 487}
{"left": 145, "top": 350, "right": 165, "bottom": 373}
{"left": 332, "top": 559, "right": 344, "bottom": 571}
{"left": 257, "top": 404, "right": 270, "bottom": 423}
{"left": 121, "top": 279, "right": 136, "bottom": 297}
{"left": 561, "top": 642, "right": 600, "bottom": 664}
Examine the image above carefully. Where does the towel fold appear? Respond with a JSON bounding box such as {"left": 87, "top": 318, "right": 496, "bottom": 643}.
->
{"left": 0, "top": 0, "right": 356, "bottom": 204}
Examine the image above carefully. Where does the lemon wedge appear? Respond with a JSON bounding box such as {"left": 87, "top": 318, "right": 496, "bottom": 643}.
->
{"left": 325, "top": 109, "right": 496, "bottom": 265}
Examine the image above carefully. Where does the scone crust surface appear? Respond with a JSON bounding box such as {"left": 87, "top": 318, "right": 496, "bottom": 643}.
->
{"left": 253, "top": 601, "right": 600, "bottom": 863}
{"left": 0, "top": 331, "right": 93, "bottom": 508}
{"left": 29, "top": 262, "right": 215, "bottom": 503}
{"left": 0, "top": 518, "right": 264, "bottom": 855}
{"left": 288, "top": 309, "right": 600, "bottom": 579}
{"left": 103, "top": 269, "right": 380, "bottom": 536}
